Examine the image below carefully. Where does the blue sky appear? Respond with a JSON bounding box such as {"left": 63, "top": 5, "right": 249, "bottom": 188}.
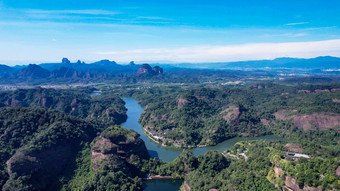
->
{"left": 0, "top": 0, "right": 339, "bottom": 65}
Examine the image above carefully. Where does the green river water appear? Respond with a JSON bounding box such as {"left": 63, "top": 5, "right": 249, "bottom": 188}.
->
{"left": 121, "top": 97, "right": 279, "bottom": 190}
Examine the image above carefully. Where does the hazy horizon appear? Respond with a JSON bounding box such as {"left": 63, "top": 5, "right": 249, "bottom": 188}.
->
{"left": 1, "top": 54, "right": 339, "bottom": 67}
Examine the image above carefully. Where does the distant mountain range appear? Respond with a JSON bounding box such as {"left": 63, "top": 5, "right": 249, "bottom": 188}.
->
{"left": 0, "top": 56, "right": 339, "bottom": 84}
{"left": 172, "top": 56, "right": 340, "bottom": 69}
{"left": 222, "top": 56, "right": 340, "bottom": 69}
{"left": 39, "top": 58, "right": 140, "bottom": 74}
{"left": 0, "top": 58, "right": 164, "bottom": 83}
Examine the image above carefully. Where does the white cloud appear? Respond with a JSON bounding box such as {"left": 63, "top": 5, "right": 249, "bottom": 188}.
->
{"left": 263, "top": 33, "right": 308, "bottom": 38}
{"left": 25, "top": 9, "right": 119, "bottom": 16}
{"left": 285, "top": 22, "right": 309, "bottom": 26}
{"left": 20, "top": 9, "right": 121, "bottom": 21}
{"left": 137, "top": 16, "right": 172, "bottom": 21}
{"left": 51, "top": 39, "right": 57, "bottom": 42}
{"left": 95, "top": 39, "right": 340, "bottom": 63}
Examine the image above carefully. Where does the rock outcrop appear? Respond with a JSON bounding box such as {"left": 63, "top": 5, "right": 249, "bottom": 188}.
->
{"left": 274, "top": 166, "right": 283, "bottom": 177}
{"left": 292, "top": 113, "right": 340, "bottom": 131}
{"left": 177, "top": 96, "right": 189, "bottom": 108}
{"left": 62, "top": 57, "right": 71, "bottom": 64}
{"left": 137, "top": 64, "right": 163, "bottom": 76}
{"left": 222, "top": 106, "right": 240, "bottom": 125}
{"left": 137, "top": 64, "right": 153, "bottom": 75}
{"left": 0, "top": 107, "right": 101, "bottom": 191}
{"left": 285, "top": 176, "right": 322, "bottom": 191}
{"left": 152, "top": 66, "right": 163, "bottom": 75}
{"left": 274, "top": 110, "right": 340, "bottom": 131}
{"left": 91, "top": 126, "right": 149, "bottom": 173}
{"left": 285, "top": 176, "right": 301, "bottom": 191}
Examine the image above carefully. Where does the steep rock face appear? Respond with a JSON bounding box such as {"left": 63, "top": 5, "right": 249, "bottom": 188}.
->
{"left": 137, "top": 64, "right": 153, "bottom": 75}
{"left": 137, "top": 64, "right": 163, "bottom": 76}
{"left": 39, "top": 97, "right": 53, "bottom": 107}
{"left": 284, "top": 176, "right": 322, "bottom": 191}
{"left": 104, "top": 108, "right": 127, "bottom": 124}
{"left": 16, "top": 64, "right": 51, "bottom": 79}
{"left": 177, "top": 96, "right": 189, "bottom": 108}
{"left": 285, "top": 176, "right": 301, "bottom": 191}
{"left": 5, "top": 98, "right": 24, "bottom": 107}
{"left": 91, "top": 126, "right": 149, "bottom": 173}
{"left": 336, "top": 166, "right": 340, "bottom": 176}
{"left": 62, "top": 57, "right": 71, "bottom": 64}
{"left": 0, "top": 107, "right": 101, "bottom": 191}
{"left": 292, "top": 113, "right": 340, "bottom": 131}
{"left": 222, "top": 106, "right": 240, "bottom": 125}
{"left": 274, "top": 166, "right": 283, "bottom": 177}
{"left": 274, "top": 110, "right": 340, "bottom": 131}
{"left": 260, "top": 118, "right": 270, "bottom": 126}
{"left": 91, "top": 137, "right": 127, "bottom": 172}
{"left": 333, "top": 99, "right": 340, "bottom": 103}
{"left": 70, "top": 98, "right": 78, "bottom": 110}
{"left": 152, "top": 66, "right": 163, "bottom": 75}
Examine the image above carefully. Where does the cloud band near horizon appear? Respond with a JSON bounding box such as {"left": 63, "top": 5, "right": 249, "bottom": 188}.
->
{"left": 95, "top": 39, "right": 340, "bottom": 63}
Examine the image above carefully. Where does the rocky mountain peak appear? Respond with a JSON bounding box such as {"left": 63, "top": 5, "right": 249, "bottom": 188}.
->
{"left": 62, "top": 58, "right": 71, "bottom": 64}
{"left": 17, "top": 64, "right": 51, "bottom": 79}
{"left": 137, "top": 64, "right": 163, "bottom": 76}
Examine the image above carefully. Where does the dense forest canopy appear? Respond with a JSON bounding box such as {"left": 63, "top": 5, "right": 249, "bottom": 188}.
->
{"left": 0, "top": 81, "right": 339, "bottom": 190}
{"left": 0, "top": 87, "right": 127, "bottom": 126}
{"left": 0, "top": 107, "right": 103, "bottom": 190}
{"left": 119, "top": 83, "right": 340, "bottom": 147}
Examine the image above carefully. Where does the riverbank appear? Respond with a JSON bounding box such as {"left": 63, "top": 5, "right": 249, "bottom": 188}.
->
{"left": 143, "top": 127, "right": 162, "bottom": 144}
{"left": 144, "top": 175, "right": 173, "bottom": 180}
{"left": 143, "top": 126, "right": 208, "bottom": 149}
{"left": 181, "top": 183, "right": 191, "bottom": 191}
{"left": 121, "top": 97, "right": 279, "bottom": 162}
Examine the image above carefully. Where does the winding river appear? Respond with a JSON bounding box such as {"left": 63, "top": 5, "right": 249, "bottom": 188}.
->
{"left": 121, "top": 97, "right": 279, "bottom": 190}
{"left": 121, "top": 97, "right": 278, "bottom": 162}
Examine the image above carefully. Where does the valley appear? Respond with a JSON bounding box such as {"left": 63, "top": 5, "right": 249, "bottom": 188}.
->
{"left": 1, "top": 1, "right": 340, "bottom": 190}
{"left": 0, "top": 59, "right": 339, "bottom": 191}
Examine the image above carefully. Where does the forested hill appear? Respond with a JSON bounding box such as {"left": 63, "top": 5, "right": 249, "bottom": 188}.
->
{"left": 0, "top": 107, "right": 153, "bottom": 191}
{"left": 0, "top": 85, "right": 339, "bottom": 190}
{"left": 0, "top": 107, "right": 103, "bottom": 190}
{"left": 0, "top": 88, "right": 127, "bottom": 126}
{"left": 127, "top": 83, "right": 340, "bottom": 147}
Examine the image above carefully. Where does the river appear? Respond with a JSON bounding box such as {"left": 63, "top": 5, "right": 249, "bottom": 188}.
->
{"left": 121, "top": 97, "right": 278, "bottom": 191}
{"left": 121, "top": 97, "right": 279, "bottom": 162}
